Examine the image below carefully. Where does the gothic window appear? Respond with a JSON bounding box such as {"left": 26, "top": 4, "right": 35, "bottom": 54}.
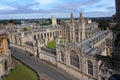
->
{"left": 70, "top": 51, "right": 79, "bottom": 68}
{"left": 60, "top": 51, "right": 65, "bottom": 62}
{"left": 53, "top": 32, "right": 54, "bottom": 37}
{"left": 5, "top": 60, "right": 8, "bottom": 70}
{"left": 44, "top": 33, "right": 46, "bottom": 38}
{"left": 19, "top": 39, "right": 21, "bottom": 45}
{"left": 87, "top": 60, "right": 93, "bottom": 76}
{"left": 47, "top": 33, "right": 49, "bottom": 37}
{"left": 34, "top": 35, "right": 36, "bottom": 40}
{"left": 41, "top": 34, "right": 43, "bottom": 39}
{"left": 15, "top": 36, "right": 17, "bottom": 43}
{"left": 38, "top": 34, "right": 39, "bottom": 38}
{"left": 50, "top": 32, "right": 52, "bottom": 37}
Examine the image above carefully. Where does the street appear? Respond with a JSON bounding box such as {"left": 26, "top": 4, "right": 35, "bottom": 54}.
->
{"left": 10, "top": 46, "right": 73, "bottom": 80}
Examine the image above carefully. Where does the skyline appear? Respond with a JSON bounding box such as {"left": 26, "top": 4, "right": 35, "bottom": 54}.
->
{"left": 0, "top": 0, "right": 115, "bottom": 19}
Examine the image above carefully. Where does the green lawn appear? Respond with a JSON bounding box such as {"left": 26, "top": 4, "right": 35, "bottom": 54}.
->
{"left": 3, "top": 64, "right": 38, "bottom": 80}
{"left": 47, "top": 40, "right": 56, "bottom": 49}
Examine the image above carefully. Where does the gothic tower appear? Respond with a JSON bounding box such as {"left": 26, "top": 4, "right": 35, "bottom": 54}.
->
{"left": 70, "top": 13, "right": 75, "bottom": 42}
{"left": 51, "top": 16, "right": 57, "bottom": 27}
{"left": 111, "top": 0, "right": 120, "bottom": 70}
{"left": 115, "top": 0, "right": 120, "bottom": 23}
{"left": 79, "top": 12, "right": 84, "bottom": 23}
{"left": 70, "top": 13, "right": 74, "bottom": 23}
{"left": 80, "top": 13, "right": 86, "bottom": 40}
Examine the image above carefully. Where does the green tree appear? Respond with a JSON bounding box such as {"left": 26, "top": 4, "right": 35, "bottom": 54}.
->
{"left": 23, "top": 27, "right": 28, "bottom": 31}
{"left": 98, "top": 20, "right": 110, "bottom": 30}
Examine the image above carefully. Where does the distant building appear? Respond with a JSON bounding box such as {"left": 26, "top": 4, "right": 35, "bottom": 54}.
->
{"left": 51, "top": 16, "right": 57, "bottom": 27}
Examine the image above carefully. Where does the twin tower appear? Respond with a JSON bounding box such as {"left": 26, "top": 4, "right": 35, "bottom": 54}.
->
{"left": 70, "top": 12, "right": 84, "bottom": 23}
{"left": 51, "top": 12, "right": 84, "bottom": 27}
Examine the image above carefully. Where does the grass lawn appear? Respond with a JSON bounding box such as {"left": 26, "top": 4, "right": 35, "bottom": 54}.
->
{"left": 3, "top": 64, "right": 38, "bottom": 80}
{"left": 47, "top": 40, "right": 56, "bottom": 49}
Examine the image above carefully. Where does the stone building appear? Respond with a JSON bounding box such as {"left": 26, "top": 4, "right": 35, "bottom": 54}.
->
{"left": 7, "top": 23, "right": 62, "bottom": 56}
{"left": 110, "top": 0, "right": 120, "bottom": 73}
{"left": 0, "top": 29, "right": 12, "bottom": 77}
{"left": 51, "top": 16, "right": 57, "bottom": 27}
{"left": 7, "top": 13, "right": 113, "bottom": 80}
{"left": 56, "top": 13, "right": 113, "bottom": 80}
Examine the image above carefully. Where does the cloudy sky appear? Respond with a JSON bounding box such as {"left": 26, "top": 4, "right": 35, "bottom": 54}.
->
{"left": 0, "top": 0, "right": 115, "bottom": 19}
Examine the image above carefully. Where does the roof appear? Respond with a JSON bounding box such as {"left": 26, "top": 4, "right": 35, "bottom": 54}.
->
{"left": 0, "top": 29, "right": 5, "bottom": 35}
{"left": 25, "top": 41, "right": 33, "bottom": 47}
{"left": 76, "top": 30, "right": 108, "bottom": 56}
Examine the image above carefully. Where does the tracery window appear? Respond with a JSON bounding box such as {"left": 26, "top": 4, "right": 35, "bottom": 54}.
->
{"left": 60, "top": 51, "right": 65, "bottom": 62}
{"left": 87, "top": 60, "right": 93, "bottom": 76}
{"left": 70, "top": 51, "right": 79, "bottom": 68}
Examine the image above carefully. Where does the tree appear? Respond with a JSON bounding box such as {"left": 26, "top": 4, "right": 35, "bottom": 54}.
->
{"left": 98, "top": 20, "right": 110, "bottom": 30}
{"left": 8, "top": 19, "right": 21, "bottom": 25}
{"left": 23, "top": 27, "right": 28, "bottom": 31}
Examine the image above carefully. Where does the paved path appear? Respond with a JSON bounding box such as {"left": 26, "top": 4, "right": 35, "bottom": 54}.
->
{"left": 10, "top": 46, "right": 74, "bottom": 80}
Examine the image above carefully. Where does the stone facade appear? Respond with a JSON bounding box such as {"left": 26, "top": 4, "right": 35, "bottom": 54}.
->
{"left": 51, "top": 16, "right": 57, "bottom": 27}
{"left": 56, "top": 13, "right": 113, "bottom": 80}
{"left": 111, "top": 0, "right": 120, "bottom": 72}
{"left": 0, "top": 30, "right": 12, "bottom": 78}
{"left": 6, "top": 13, "right": 113, "bottom": 80}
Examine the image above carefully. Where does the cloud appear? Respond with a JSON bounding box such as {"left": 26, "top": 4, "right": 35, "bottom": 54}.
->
{"left": 0, "top": 5, "right": 16, "bottom": 10}
{"left": 1, "top": 0, "right": 19, "bottom": 2}
{"left": 34, "top": 0, "right": 57, "bottom": 5}
{"left": 0, "top": 0, "right": 116, "bottom": 19}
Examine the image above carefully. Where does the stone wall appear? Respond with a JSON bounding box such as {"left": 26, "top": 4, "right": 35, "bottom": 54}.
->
{"left": 40, "top": 51, "right": 57, "bottom": 65}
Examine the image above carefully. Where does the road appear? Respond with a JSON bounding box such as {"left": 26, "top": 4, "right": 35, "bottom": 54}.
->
{"left": 10, "top": 46, "right": 73, "bottom": 80}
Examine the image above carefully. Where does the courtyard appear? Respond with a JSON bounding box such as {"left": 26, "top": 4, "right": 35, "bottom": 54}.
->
{"left": 47, "top": 40, "right": 56, "bottom": 49}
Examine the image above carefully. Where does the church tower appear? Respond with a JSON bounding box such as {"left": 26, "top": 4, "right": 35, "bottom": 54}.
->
{"left": 79, "top": 12, "right": 84, "bottom": 23}
{"left": 70, "top": 13, "right": 74, "bottom": 23}
{"left": 79, "top": 12, "right": 86, "bottom": 40}
{"left": 69, "top": 13, "right": 75, "bottom": 42}
{"left": 51, "top": 16, "right": 57, "bottom": 27}
{"left": 111, "top": 0, "right": 120, "bottom": 70}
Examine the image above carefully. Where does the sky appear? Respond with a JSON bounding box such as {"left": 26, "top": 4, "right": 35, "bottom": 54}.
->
{"left": 0, "top": 0, "right": 115, "bottom": 19}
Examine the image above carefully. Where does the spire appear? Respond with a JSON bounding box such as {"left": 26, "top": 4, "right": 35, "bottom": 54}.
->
{"left": 79, "top": 12, "right": 84, "bottom": 23}
{"left": 70, "top": 13, "right": 74, "bottom": 23}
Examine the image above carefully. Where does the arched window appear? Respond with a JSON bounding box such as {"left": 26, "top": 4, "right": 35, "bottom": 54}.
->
{"left": 34, "top": 35, "right": 36, "bottom": 40}
{"left": 87, "top": 60, "right": 93, "bottom": 75}
{"left": 60, "top": 51, "right": 65, "bottom": 62}
{"left": 5, "top": 60, "right": 8, "bottom": 70}
{"left": 15, "top": 36, "right": 17, "bottom": 43}
{"left": 70, "top": 51, "right": 79, "bottom": 68}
